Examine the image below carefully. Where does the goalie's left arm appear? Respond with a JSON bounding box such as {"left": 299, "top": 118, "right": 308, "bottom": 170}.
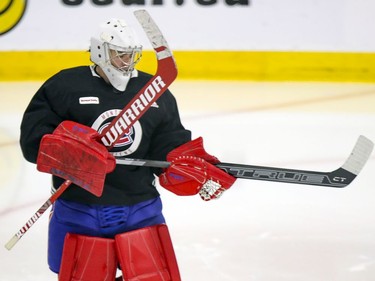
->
{"left": 159, "top": 137, "right": 236, "bottom": 201}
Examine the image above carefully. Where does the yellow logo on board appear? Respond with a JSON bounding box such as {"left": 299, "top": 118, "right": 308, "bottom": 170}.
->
{"left": 0, "top": 0, "right": 27, "bottom": 35}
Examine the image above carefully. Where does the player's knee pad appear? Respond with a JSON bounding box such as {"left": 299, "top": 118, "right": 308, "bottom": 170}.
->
{"left": 115, "top": 224, "right": 181, "bottom": 281}
{"left": 58, "top": 233, "right": 117, "bottom": 281}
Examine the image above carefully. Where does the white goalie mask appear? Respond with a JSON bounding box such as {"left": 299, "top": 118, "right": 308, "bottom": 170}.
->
{"left": 90, "top": 19, "right": 142, "bottom": 91}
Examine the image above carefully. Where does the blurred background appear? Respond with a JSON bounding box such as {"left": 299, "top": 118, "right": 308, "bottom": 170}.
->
{"left": 0, "top": 1, "right": 375, "bottom": 280}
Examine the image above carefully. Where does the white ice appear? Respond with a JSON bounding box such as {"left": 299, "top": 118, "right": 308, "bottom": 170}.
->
{"left": 0, "top": 81, "right": 375, "bottom": 281}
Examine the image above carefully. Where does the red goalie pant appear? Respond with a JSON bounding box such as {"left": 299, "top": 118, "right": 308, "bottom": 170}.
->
{"left": 58, "top": 224, "right": 181, "bottom": 281}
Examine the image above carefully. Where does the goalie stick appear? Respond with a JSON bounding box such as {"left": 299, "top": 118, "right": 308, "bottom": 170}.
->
{"left": 115, "top": 135, "right": 373, "bottom": 188}
{"left": 5, "top": 10, "right": 177, "bottom": 251}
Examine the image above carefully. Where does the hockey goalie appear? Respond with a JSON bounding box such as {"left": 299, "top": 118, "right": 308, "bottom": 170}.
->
{"left": 19, "top": 13, "right": 236, "bottom": 281}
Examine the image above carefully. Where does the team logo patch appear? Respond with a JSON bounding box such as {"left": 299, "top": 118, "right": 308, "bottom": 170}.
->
{"left": 91, "top": 109, "right": 142, "bottom": 157}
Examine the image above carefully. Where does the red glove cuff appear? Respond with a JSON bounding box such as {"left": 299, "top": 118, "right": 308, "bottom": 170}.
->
{"left": 167, "top": 137, "right": 219, "bottom": 164}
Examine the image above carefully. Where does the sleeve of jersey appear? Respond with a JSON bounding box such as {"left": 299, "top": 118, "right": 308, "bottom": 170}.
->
{"left": 147, "top": 93, "right": 191, "bottom": 175}
{"left": 20, "top": 79, "right": 65, "bottom": 164}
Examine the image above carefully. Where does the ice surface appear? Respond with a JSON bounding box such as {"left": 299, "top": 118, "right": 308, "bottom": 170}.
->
{"left": 0, "top": 81, "right": 374, "bottom": 281}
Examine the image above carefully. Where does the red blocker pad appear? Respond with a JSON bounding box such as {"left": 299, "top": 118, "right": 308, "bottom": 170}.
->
{"left": 115, "top": 224, "right": 181, "bottom": 281}
{"left": 58, "top": 233, "right": 117, "bottom": 281}
{"left": 37, "top": 121, "right": 116, "bottom": 197}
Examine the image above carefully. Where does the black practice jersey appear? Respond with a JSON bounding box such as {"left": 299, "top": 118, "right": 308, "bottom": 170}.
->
{"left": 20, "top": 66, "right": 191, "bottom": 205}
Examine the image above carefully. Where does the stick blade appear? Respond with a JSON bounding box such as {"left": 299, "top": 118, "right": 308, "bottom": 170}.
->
{"left": 341, "top": 135, "right": 374, "bottom": 175}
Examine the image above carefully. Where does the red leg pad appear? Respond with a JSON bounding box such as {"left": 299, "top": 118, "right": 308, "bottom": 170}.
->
{"left": 115, "top": 224, "right": 181, "bottom": 281}
{"left": 59, "top": 233, "right": 117, "bottom": 281}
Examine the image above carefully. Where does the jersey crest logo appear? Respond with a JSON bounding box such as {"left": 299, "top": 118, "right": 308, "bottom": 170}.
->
{"left": 91, "top": 109, "right": 142, "bottom": 157}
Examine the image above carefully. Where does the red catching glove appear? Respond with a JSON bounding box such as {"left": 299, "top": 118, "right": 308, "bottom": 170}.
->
{"left": 37, "top": 121, "right": 116, "bottom": 197}
{"left": 159, "top": 137, "right": 236, "bottom": 201}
